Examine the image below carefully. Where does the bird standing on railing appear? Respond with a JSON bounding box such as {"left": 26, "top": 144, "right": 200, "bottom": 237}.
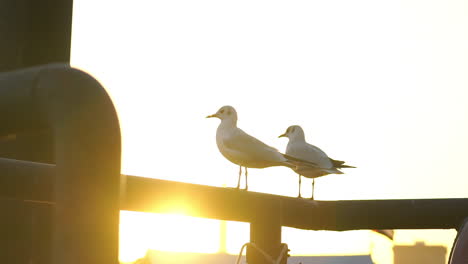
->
{"left": 279, "top": 125, "right": 355, "bottom": 199}
{"left": 207, "top": 106, "right": 317, "bottom": 190}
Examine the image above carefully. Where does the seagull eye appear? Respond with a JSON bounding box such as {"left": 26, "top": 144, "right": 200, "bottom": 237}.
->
{"left": 290, "top": 128, "right": 295, "bottom": 133}
{"left": 220, "top": 109, "right": 225, "bottom": 114}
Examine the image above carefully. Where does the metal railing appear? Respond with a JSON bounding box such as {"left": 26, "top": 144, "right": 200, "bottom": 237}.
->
{"left": 2, "top": 156, "right": 468, "bottom": 263}
{"left": 2, "top": 64, "right": 468, "bottom": 264}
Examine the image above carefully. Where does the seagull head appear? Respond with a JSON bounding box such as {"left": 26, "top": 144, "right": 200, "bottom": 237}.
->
{"left": 279, "top": 125, "right": 305, "bottom": 141}
{"left": 206, "top": 105, "right": 238, "bottom": 123}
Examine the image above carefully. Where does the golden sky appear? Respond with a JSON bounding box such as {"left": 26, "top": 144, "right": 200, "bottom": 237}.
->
{"left": 71, "top": 0, "right": 468, "bottom": 263}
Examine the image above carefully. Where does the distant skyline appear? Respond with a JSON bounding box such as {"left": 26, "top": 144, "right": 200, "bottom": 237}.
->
{"left": 71, "top": 0, "right": 468, "bottom": 263}
{"left": 394, "top": 241, "right": 447, "bottom": 264}
{"left": 133, "top": 250, "right": 374, "bottom": 264}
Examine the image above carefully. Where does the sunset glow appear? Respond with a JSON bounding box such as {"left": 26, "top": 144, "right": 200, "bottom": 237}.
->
{"left": 119, "top": 212, "right": 221, "bottom": 262}
{"left": 71, "top": 0, "right": 468, "bottom": 263}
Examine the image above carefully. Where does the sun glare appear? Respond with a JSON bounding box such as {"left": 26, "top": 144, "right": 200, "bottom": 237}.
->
{"left": 119, "top": 211, "right": 221, "bottom": 262}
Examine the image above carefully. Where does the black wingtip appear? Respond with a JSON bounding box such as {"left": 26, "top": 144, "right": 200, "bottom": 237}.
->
{"left": 338, "top": 165, "right": 356, "bottom": 169}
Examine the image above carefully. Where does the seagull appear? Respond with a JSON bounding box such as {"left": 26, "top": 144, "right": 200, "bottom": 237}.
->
{"left": 279, "top": 125, "right": 355, "bottom": 199}
{"left": 207, "top": 106, "right": 317, "bottom": 190}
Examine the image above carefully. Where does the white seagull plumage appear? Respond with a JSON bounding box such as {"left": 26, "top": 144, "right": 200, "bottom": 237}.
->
{"left": 207, "top": 106, "right": 317, "bottom": 190}
{"left": 279, "top": 125, "right": 355, "bottom": 199}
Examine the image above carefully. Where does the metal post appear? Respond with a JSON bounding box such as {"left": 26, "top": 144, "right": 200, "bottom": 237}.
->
{"left": 247, "top": 199, "right": 284, "bottom": 264}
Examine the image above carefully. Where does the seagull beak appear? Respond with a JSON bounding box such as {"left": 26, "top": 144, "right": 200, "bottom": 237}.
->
{"left": 206, "top": 113, "right": 218, "bottom": 118}
{"left": 278, "top": 133, "right": 286, "bottom": 138}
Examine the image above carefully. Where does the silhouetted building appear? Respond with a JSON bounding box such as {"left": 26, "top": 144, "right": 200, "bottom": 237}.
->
{"left": 393, "top": 241, "right": 446, "bottom": 264}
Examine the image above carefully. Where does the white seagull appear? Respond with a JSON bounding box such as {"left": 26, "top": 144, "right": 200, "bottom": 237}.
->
{"left": 207, "top": 106, "right": 317, "bottom": 190}
{"left": 279, "top": 125, "right": 355, "bottom": 199}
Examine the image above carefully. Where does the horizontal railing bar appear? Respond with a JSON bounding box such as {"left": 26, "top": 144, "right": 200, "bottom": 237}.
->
{"left": 0, "top": 157, "right": 54, "bottom": 201}
{"left": 1, "top": 157, "right": 467, "bottom": 230}
{"left": 122, "top": 175, "right": 468, "bottom": 230}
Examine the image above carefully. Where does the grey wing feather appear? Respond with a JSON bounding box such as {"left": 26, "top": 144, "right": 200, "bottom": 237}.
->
{"left": 283, "top": 154, "right": 319, "bottom": 167}
{"left": 223, "top": 129, "right": 283, "bottom": 161}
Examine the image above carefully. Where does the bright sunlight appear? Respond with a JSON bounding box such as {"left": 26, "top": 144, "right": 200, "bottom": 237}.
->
{"left": 119, "top": 212, "right": 220, "bottom": 262}
{"left": 71, "top": 0, "right": 468, "bottom": 263}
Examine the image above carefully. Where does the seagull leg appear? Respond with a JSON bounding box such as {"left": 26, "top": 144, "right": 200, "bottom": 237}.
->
{"left": 297, "top": 174, "right": 302, "bottom": 198}
{"left": 245, "top": 167, "right": 249, "bottom": 191}
{"left": 236, "top": 166, "right": 242, "bottom": 189}
{"left": 310, "top": 179, "right": 315, "bottom": 200}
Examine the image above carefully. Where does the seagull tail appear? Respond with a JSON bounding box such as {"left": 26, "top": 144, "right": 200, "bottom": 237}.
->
{"left": 331, "top": 168, "right": 344, "bottom": 174}
{"left": 316, "top": 167, "right": 344, "bottom": 175}
{"left": 330, "top": 158, "right": 356, "bottom": 169}
{"left": 337, "top": 164, "right": 356, "bottom": 169}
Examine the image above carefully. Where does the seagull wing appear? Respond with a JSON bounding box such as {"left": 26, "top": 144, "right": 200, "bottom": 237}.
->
{"left": 222, "top": 128, "right": 288, "bottom": 167}
{"left": 287, "top": 142, "right": 333, "bottom": 168}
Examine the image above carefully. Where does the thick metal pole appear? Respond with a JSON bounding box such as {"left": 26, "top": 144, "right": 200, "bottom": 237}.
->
{"left": 0, "top": 64, "right": 121, "bottom": 264}
{"left": 0, "top": 0, "right": 73, "bottom": 72}
{"left": 38, "top": 66, "right": 121, "bottom": 264}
